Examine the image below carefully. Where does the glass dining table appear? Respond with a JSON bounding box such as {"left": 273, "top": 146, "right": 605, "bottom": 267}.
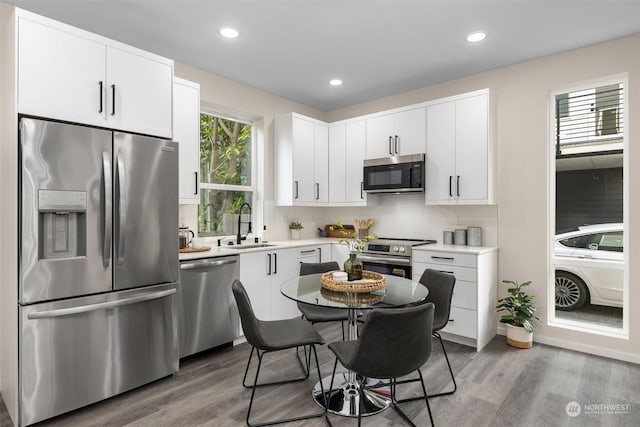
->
{"left": 280, "top": 273, "right": 429, "bottom": 418}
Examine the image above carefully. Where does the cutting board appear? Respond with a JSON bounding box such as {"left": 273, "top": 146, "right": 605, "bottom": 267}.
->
{"left": 179, "top": 246, "right": 211, "bottom": 253}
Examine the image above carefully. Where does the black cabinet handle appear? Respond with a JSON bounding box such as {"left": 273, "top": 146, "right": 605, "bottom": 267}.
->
{"left": 431, "top": 256, "right": 454, "bottom": 260}
{"left": 111, "top": 84, "right": 116, "bottom": 116}
{"left": 267, "top": 253, "right": 272, "bottom": 275}
{"left": 294, "top": 181, "right": 299, "bottom": 199}
{"left": 388, "top": 136, "right": 393, "bottom": 155}
{"left": 315, "top": 183, "right": 319, "bottom": 200}
{"left": 194, "top": 171, "right": 198, "bottom": 195}
{"left": 448, "top": 318, "right": 454, "bottom": 322}
{"left": 273, "top": 253, "right": 277, "bottom": 274}
{"left": 438, "top": 270, "right": 455, "bottom": 275}
{"left": 457, "top": 175, "right": 460, "bottom": 197}
{"left": 98, "top": 81, "right": 103, "bottom": 113}
{"left": 449, "top": 176, "right": 453, "bottom": 197}
{"left": 318, "top": 247, "right": 322, "bottom": 261}
{"left": 360, "top": 181, "right": 364, "bottom": 199}
{"left": 394, "top": 135, "right": 398, "bottom": 154}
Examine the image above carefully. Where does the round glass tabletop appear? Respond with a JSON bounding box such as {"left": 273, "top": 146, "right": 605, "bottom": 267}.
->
{"left": 280, "top": 273, "right": 428, "bottom": 309}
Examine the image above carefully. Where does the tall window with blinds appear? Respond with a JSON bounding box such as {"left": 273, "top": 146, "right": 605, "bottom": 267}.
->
{"left": 550, "top": 77, "right": 627, "bottom": 334}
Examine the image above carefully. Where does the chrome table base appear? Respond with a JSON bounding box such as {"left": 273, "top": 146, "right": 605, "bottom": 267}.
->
{"left": 312, "top": 373, "right": 391, "bottom": 417}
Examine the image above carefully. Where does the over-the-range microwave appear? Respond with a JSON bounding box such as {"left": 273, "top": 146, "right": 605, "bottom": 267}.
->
{"left": 363, "top": 153, "right": 425, "bottom": 194}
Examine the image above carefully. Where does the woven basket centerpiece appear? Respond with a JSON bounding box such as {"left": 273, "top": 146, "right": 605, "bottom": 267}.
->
{"left": 320, "top": 270, "right": 386, "bottom": 293}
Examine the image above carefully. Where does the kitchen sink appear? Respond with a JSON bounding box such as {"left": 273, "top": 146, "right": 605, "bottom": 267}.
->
{"left": 226, "top": 243, "right": 276, "bottom": 250}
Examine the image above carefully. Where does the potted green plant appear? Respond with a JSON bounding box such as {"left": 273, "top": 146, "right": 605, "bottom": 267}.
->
{"left": 289, "top": 220, "right": 303, "bottom": 240}
{"left": 496, "top": 279, "right": 540, "bottom": 348}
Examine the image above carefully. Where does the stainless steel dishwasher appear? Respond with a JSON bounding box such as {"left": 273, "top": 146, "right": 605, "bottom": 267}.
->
{"left": 179, "top": 255, "right": 239, "bottom": 358}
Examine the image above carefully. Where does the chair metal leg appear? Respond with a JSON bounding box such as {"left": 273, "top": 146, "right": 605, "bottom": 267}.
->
{"left": 394, "top": 332, "right": 457, "bottom": 402}
{"left": 429, "top": 332, "right": 457, "bottom": 398}
{"left": 244, "top": 344, "right": 326, "bottom": 426}
{"left": 416, "top": 369, "right": 435, "bottom": 427}
{"left": 242, "top": 346, "right": 311, "bottom": 389}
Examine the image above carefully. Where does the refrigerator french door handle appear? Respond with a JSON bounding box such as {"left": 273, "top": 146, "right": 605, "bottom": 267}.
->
{"left": 102, "top": 152, "right": 112, "bottom": 267}
{"left": 27, "top": 288, "right": 177, "bottom": 319}
{"left": 116, "top": 155, "right": 127, "bottom": 264}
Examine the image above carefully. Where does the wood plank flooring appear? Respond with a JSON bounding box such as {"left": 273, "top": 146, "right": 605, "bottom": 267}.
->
{"left": 2, "top": 322, "right": 640, "bottom": 426}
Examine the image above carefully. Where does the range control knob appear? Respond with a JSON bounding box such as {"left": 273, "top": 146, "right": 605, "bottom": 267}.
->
{"left": 393, "top": 246, "right": 399, "bottom": 253}
{"left": 399, "top": 247, "right": 406, "bottom": 253}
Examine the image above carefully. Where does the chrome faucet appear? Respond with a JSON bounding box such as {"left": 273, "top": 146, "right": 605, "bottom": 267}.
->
{"left": 236, "top": 202, "right": 252, "bottom": 244}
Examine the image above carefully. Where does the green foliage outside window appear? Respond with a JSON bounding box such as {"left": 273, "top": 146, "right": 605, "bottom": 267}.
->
{"left": 198, "top": 113, "right": 253, "bottom": 236}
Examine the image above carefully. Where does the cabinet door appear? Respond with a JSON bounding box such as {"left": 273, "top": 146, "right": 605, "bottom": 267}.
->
{"left": 455, "top": 94, "right": 488, "bottom": 202}
{"left": 239, "top": 252, "right": 271, "bottom": 321}
{"left": 317, "top": 244, "right": 333, "bottom": 262}
{"left": 426, "top": 101, "right": 456, "bottom": 203}
{"left": 17, "top": 16, "right": 106, "bottom": 127}
{"left": 106, "top": 47, "right": 173, "bottom": 138}
{"left": 345, "top": 120, "right": 367, "bottom": 203}
{"left": 365, "top": 114, "right": 394, "bottom": 159}
{"left": 270, "top": 248, "right": 300, "bottom": 320}
{"left": 292, "top": 117, "right": 316, "bottom": 203}
{"left": 173, "top": 78, "right": 200, "bottom": 204}
{"left": 328, "top": 123, "right": 346, "bottom": 203}
{"left": 393, "top": 107, "right": 426, "bottom": 156}
{"left": 314, "top": 124, "right": 329, "bottom": 203}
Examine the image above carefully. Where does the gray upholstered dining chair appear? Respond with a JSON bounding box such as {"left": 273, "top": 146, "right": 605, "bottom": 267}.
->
{"left": 327, "top": 303, "right": 436, "bottom": 426}
{"left": 232, "top": 279, "right": 326, "bottom": 426}
{"left": 299, "top": 261, "right": 350, "bottom": 339}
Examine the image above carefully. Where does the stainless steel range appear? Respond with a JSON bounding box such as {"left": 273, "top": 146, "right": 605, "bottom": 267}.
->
{"left": 359, "top": 238, "right": 436, "bottom": 278}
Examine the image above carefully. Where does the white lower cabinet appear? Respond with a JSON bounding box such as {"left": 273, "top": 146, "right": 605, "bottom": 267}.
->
{"left": 412, "top": 246, "right": 497, "bottom": 351}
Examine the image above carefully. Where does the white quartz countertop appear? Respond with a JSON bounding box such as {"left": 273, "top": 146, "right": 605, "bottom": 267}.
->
{"left": 412, "top": 243, "right": 497, "bottom": 255}
{"left": 179, "top": 238, "right": 341, "bottom": 261}
{"left": 179, "top": 238, "right": 497, "bottom": 261}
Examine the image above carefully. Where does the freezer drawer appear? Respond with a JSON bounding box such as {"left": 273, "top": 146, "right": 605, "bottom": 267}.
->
{"left": 179, "top": 256, "right": 239, "bottom": 358}
{"left": 19, "top": 283, "right": 178, "bottom": 426}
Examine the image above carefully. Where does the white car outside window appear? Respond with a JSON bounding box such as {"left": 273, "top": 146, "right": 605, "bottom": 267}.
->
{"left": 554, "top": 223, "right": 623, "bottom": 311}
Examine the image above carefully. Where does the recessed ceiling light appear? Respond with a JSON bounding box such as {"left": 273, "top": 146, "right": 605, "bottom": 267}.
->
{"left": 329, "top": 79, "right": 343, "bottom": 86}
{"left": 219, "top": 27, "right": 239, "bottom": 39}
{"left": 466, "top": 31, "right": 487, "bottom": 43}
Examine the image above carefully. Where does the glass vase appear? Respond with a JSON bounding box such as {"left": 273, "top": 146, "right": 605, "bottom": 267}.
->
{"left": 343, "top": 252, "right": 363, "bottom": 281}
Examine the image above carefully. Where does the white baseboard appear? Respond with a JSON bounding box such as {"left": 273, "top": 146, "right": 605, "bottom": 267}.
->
{"left": 496, "top": 325, "right": 640, "bottom": 364}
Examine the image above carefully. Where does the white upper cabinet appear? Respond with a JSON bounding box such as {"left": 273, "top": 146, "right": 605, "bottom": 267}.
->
{"left": 426, "top": 90, "right": 491, "bottom": 204}
{"left": 16, "top": 10, "right": 173, "bottom": 138}
{"left": 105, "top": 47, "right": 173, "bottom": 137}
{"left": 329, "top": 119, "right": 368, "bottom": 205}
{"left": 275, "top": 113, "right": 328, "bottom": 206}
{"left": 365, "top": 107, "right": 426, "bottom": 159}
{"left": 173, "top": 78, "right": 200, "bottom": 204}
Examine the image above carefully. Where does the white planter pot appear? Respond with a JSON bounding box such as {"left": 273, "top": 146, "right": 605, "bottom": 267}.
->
{"left": 505, "top": 323, "right": 533, "bottom": 349}
{"left": 290, "top": 229, "right": 301, "bottom": 240}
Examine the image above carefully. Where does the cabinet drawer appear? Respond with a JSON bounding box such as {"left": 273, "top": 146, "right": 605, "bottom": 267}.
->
{"left": 442, "top": 306, "right": 477, "bottom": 338}
{"left": 413, "top": 262, "right": 476, "bottom": 282}
{"left": 413, "top": 250, "right": 476, "bottom": 267}
{"left": 451, "top": 280, "right": 476, "bottom": 310}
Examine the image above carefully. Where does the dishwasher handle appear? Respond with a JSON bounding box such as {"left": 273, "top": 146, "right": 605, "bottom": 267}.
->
{"left": 27, "top": 288, "right": 176, "bottom": 319}
{"left": 180, "top": 258, "right": 238, "bottom": 271}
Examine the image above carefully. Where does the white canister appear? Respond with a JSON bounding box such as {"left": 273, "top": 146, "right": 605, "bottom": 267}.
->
{"left": 467, "top": 227, "right": 483, "bottom": 247}
{"left": 332, "top": 272, "right": 348, "bottom": 282}
{"left": 454, "top": 229, "right": 467, "bottom": 245}
{"left": 443, "top": 231, "right": 454, "bottom": 245}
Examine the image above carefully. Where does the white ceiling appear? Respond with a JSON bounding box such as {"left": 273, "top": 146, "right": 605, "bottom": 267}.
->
{"left": 7, "top": 0, "right": 640, "bottom": 111}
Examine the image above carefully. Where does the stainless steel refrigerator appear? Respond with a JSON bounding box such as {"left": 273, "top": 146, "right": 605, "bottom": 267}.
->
{"left": 18, "top": 117, "right": 179, "bottom": 426}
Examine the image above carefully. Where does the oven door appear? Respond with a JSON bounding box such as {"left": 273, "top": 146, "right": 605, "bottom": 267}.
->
{"left": 359, "top": 254, "right": 411, "bottom": 278}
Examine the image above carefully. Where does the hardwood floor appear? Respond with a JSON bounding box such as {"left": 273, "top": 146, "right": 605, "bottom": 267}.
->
{"left": 2, "top": 323, "right": 639, "bottom": 426}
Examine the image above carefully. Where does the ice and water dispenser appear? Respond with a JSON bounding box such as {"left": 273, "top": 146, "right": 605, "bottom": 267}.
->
{"left": 38, "top": 189, "right": 87, "bottom": 259}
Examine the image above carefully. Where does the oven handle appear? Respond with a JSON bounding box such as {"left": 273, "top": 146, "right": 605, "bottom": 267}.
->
{"left": 358, "top": 254, "right": 411, "bottom": 266}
